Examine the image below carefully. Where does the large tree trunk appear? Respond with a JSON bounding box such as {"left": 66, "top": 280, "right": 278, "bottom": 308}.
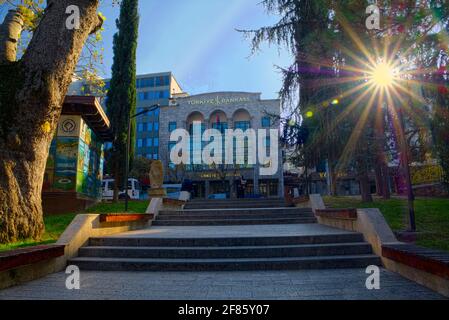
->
{"left": 374, "top": 159, "right": 390, "bottom": 199}
{"left": 374, "top": 164, "right": 384, "bottom": 196}
{"left": 380, "top": 162, "right": 390, "bottom": 199}
{"left": 0, "top": 0, "right": 102, "bottom": 243}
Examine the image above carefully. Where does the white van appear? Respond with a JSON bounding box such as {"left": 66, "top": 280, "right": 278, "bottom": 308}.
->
{"left": 102, "top": 178, "right": 141, "bottom": 201}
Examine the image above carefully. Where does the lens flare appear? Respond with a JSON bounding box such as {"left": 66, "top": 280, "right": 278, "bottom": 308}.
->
{"left": 370, "top": 62, "right": 397, "bottom": 88}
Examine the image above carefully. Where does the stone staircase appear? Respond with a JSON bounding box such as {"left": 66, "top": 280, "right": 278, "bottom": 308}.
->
{"left": 70, "top": 233, "right": 380, "bottom": 271}
{"left": 152, "top": 207, "right": 317, "bottom": 226}
{"left": 184, "top": 198, "right": 289, "bottom": 210}
{"left": 68, "top": 199, "right": 381, "bottom": 271}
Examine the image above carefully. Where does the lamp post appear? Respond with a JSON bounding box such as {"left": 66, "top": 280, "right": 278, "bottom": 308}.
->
{"left": 124, "top": 103, "right": 160, "bottom": 212}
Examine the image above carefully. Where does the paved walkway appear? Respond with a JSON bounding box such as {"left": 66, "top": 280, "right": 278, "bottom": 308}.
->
{"left": 0, "top": 268, "right": 445, "bottom": 300}
{"left": 104, "top": 223, "right": 353, "bottom": 239}
{"left": 1, "top": 224, "right": 445, "bottom": 300}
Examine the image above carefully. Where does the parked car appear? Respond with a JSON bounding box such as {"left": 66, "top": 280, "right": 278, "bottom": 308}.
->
{"left": 102, "top": 178, "right": 141, "bottom": 201}
{"left": 208, "top": 193, "right": 228, "bottom": 200}
{"left": 163, "top": 184, "right": 182, "bottom": 200}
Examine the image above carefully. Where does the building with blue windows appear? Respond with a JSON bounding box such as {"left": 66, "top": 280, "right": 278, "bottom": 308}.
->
{"left": 103, "top": 72, "right": 184, "bottom": 160}
{"left": 159, "top": 92, "right": 283, "bottom": 199}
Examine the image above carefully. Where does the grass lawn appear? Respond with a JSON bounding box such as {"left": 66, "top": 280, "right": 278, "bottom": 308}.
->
{"left": 84, "top": 201, "right": 149, "bottom": 214}
{"left": 0, "top": 213, "right": 77, "bottom": 252}
{"left": 0, "top": 201, "right": 149, "bottom": 252}
{"left": 323, "top": 196, "right": 449, "bottom": 252}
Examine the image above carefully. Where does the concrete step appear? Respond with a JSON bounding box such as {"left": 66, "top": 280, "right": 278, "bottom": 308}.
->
{"left": 156, "top": 213, "right": 315, "bottom": 221}
{"left": 89, "top": 233, "right": 366, "bottom": 247}
{"left": 152, "top": 217, "right": 318, "bottom": 226}
{"left": 188, "top": 198, "right": 286, "bottom": 204}
{"left": 184, "top": 199, "right": 289, "bottom": 210}
{"left": 78, "top": 242, "right": 373, "bottom": 259}
{"left": 159, "top": 208, "right": 313, "bottom": 216}
{"left": 185, "top": 203, "right": 289, "bottom": 209}
{"left": 69, "top": 254, "right": 382, "bottom": 271}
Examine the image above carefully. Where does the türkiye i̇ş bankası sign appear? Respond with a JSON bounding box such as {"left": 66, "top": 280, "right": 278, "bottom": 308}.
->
{"left": 186, "top": 96, "right": 251, "bottom": 106}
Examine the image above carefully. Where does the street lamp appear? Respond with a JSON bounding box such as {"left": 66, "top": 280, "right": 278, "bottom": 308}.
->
{"left": 124, "top": 103, "right": 160, "bottom": 212}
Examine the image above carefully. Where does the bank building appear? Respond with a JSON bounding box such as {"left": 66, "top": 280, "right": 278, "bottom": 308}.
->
{"left": 159, "top": 91, "right": 284, "bottom": 200}
{"left": 70, "top": 72, "right": 284, "bottom": 199}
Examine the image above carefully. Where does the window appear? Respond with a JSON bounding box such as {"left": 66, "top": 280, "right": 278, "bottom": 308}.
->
{"left": 262, "top": 117, "right": 271, "bottom": 128}
{"left": 155, "top": 109, "right": 160, "bottom": 117}
{"left": 154, "top": 138, "right": 159, "bottom": 147}
{"left": 155, "top": 76, "right": 162, "bottom": 87}
{"left": 169, "top": 142, "right": 176, "bottom": 155}
{"left": 169, "top": 122, "right": 177, "bottom": 132}
{"left": 137, "top": 139, "right": 143, "bottom": 148}
{"left": 235, "top": 121, "right": 250, "bottom": 131}
{"left": 212, "top": 122, "right": 228, "bottom": 134}
{"left": 265, "top": 137, "right": 271, "bottom": 147}
{"left": 154, "top": 122, "right": 159, "bottom": 131}
{"left": 153, "top": 154, "right": 158, "bottom": 160}
{"left": 138, "top": 123, "right": 144, "bottom": 132}
{"left": 155, "top": 76, "right": 170, "bottom": 87}
{"left": 147, "top": 138, "right": 153, "bottom": 147}
{"left": 140, "top": 77, "right": 153, "bottom": 88}
{"left": 148, "top": 123, "right": 153, "bottom": 131}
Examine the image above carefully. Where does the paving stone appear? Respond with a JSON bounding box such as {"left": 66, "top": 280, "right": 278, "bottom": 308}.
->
{"left": 0, "top": 264, "right": 446, "bottom": 300}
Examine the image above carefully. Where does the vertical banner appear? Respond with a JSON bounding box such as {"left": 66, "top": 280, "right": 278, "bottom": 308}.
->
{"left": 53, "top": 137, "right": 79, "bottom": 191}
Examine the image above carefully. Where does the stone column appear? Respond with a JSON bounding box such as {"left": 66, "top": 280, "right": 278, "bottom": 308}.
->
{"left": 253, "top": 166, "right": 259, "bottom": 196}
{"left": 205, "top": 180, "right": 210, "bottom": 199}
{"left": 279, "top": 149, "right": 285, "bottom": 199}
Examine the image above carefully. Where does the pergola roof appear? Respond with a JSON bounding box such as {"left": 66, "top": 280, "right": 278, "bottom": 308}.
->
{"left": 62, "top": 96, "right": 113, "bottom": 142}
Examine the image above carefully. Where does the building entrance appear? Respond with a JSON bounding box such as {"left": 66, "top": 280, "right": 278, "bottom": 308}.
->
{"left": 192, "top": 181, "right": 206, "bottom": 199}
{"left": 210, "top": 180, "right": 230, "bottom": 199}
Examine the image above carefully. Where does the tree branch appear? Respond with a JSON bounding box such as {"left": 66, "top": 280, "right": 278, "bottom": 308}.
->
{"left": 0, "top": 10, "right": 24, "bottom": 63}
{"left": 90, "top": 14, "right": 104, "bottom": 35}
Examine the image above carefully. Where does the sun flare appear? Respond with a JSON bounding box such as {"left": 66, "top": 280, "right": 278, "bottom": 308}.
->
{"left": 369, "top": 61, "right": 397, "bottom": 88}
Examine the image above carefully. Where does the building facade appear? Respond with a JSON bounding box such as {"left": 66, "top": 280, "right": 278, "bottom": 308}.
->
{"left": 43, "top": 96, "right": 112, "bottom": 214}
{"left": 159, "top": 92, "right": 284, "bottom": 199}
{"left": 111, "top": 72, "right": 182, "bottom": 160}
{"left": 106, "top": 72, "right": 184, "bottom": 160}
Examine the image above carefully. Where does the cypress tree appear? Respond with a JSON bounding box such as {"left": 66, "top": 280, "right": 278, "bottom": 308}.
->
{"left": 106, "top": 0, "right": 139, "bottom": 201}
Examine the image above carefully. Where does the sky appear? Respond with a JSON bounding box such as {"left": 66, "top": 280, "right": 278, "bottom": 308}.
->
{"left": 0, "top": 0, "right": 292, "bottom": 100}
{"left": 98, "top": 0, "right": 292, "bottom": 99}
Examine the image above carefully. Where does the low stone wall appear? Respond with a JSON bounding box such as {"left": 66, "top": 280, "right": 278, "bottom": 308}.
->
{"left": 309, "top": 194, "right": 449, "bottom": 298}
{"left": 382, "top": 252, "right": 449, "bottom": 297}
{"left": 0, "top": 214, "right": 151, "bottom": 290}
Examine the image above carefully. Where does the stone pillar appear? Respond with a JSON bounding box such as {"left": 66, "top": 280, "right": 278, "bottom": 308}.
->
{"left": 205, "top": 180, "right": 210, "bottom": 199}
{"left": 253, "top": 166, "right": 259, "bottom": 196}
{"left": 279, "top": 150, "right": 285, "bottom": 199}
